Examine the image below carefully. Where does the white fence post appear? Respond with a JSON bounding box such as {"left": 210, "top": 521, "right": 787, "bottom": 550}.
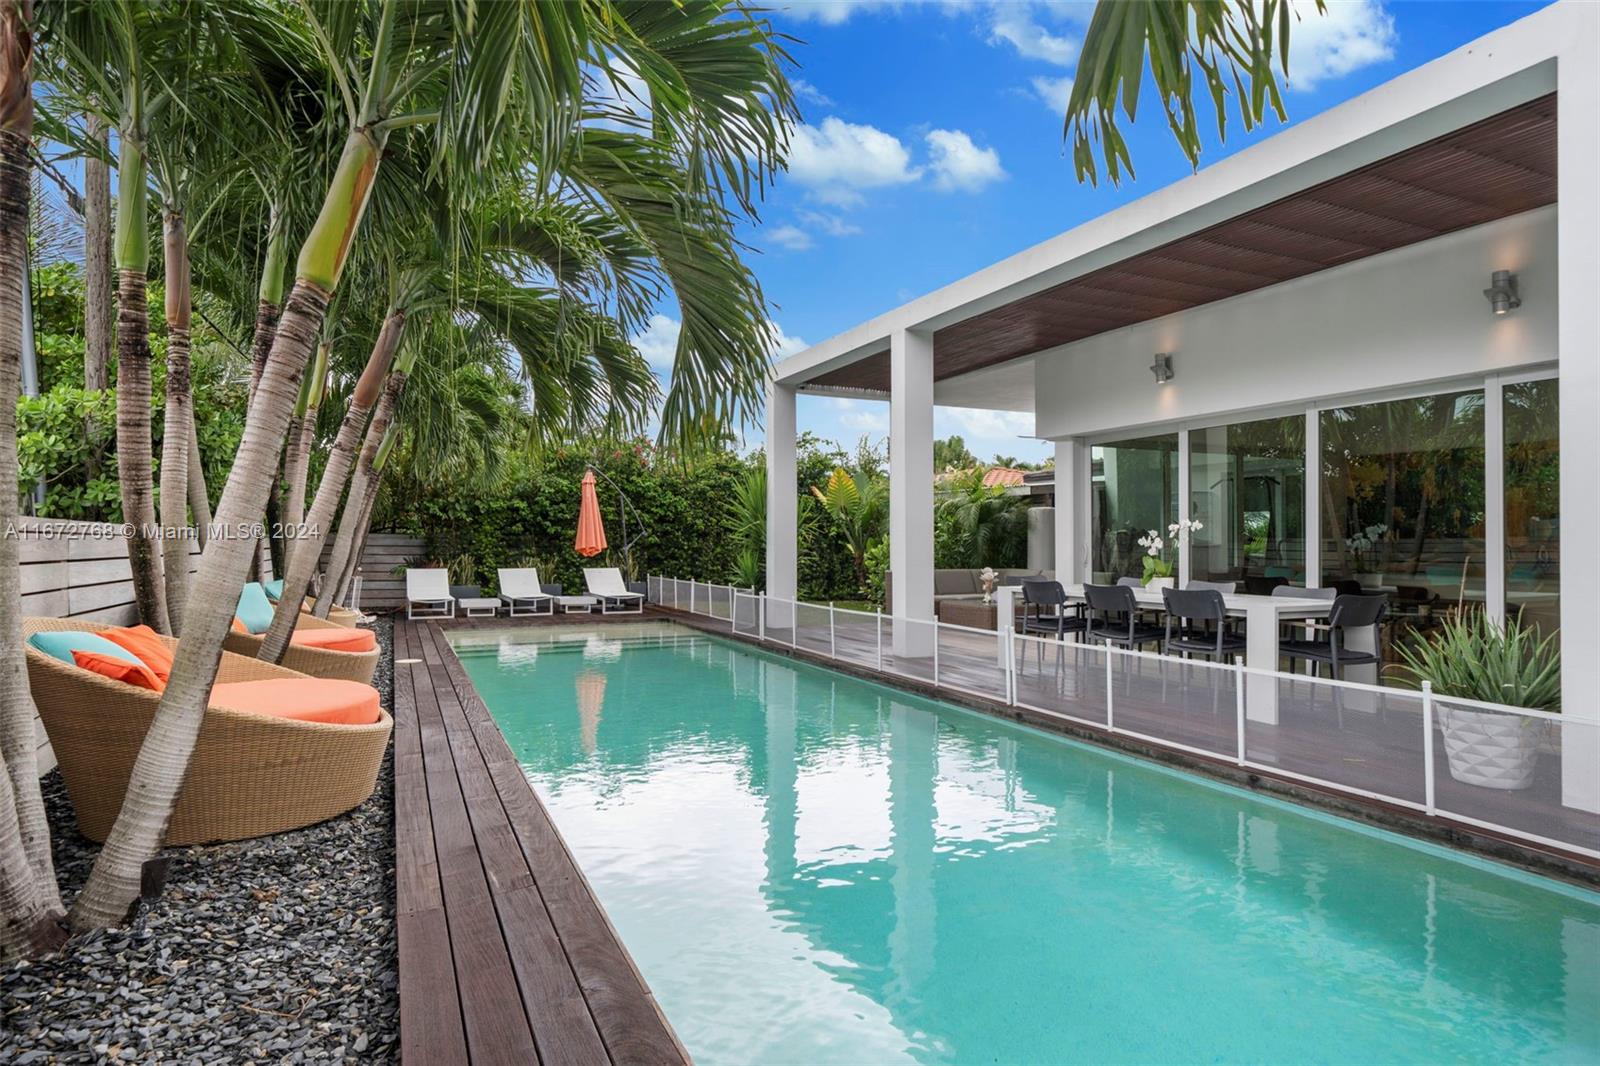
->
{"left": 932, "top": 622, "right": 940, "bottom": 687}
{"left": 790, "top": 598, "right": 798, "bottom": 648}
{"left": 876, "top": 609, "right": 883, "bottom": 672}
{"left": 758, "top": 593, "right": 766, "bottom": 641}
{"left": 1422, "top": 680, "right": 1437, "bottom": 816}
{"left": 1104, "top": 647, "right": 1115, "bottom": 732}
{"left": 829, "top": 603, "right": 837, "bottom": 659}
{"left": 1234, "top": 656, "right": 1247, "bottom": 766}
{"left": 1004, "top": 627, "right": 1016, "bottom": 706}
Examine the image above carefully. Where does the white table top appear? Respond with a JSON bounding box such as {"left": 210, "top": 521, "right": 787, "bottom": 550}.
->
{"left": 1059, "top": 584, "right": 1336, "bottom": 618}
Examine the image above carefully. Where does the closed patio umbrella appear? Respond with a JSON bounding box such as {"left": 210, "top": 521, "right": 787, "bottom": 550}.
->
{"left": 575, "top": 469, "right": 608, "bottom": 558}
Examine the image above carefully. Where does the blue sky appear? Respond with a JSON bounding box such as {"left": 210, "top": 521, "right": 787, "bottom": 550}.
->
{"left": 636, "top": 0, "right": 1554, "bottom": 464}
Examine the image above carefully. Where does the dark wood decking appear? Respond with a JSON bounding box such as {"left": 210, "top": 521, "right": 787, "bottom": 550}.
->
{"left": 393, "top": 619, "right": 687, "bottom": 1065}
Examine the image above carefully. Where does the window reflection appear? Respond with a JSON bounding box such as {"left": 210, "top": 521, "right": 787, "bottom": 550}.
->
{"left": 1091, "top": 434, "right": 1179, "bottom": 582}
{"left": 1505, "top": 379, "right": 1559, "bottom": 636}
{"left": 1320, "top": 390, "right": 1486, "bottom": 642}
{"left": 1189, "top": 415, "right": 1306, "bottom": 592}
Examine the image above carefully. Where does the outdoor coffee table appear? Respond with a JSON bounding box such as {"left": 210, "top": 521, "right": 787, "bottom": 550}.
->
{"left": 936, "top": 598, "right": 998, "bottom": 631}
{"left": 557, "top": 595, "right": 600, "bottom": 614}
{"left": 460, "top": 597, "right": 501, "bottom": 619}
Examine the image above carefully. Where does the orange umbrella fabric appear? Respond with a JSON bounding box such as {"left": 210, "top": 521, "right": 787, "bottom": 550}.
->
{"left": 575, "top": 469, "right": 608, "bottom": 558}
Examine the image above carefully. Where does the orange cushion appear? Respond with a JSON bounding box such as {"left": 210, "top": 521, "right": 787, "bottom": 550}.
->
{"left": 99, "top": 625, "right": 176, "bottom": 685}
{"left": 288, "top": 627, "right": 377, "bottom": 653}
{"left": 209, "top": 679, "right": 382, "bottom": 725}
{"left": 231, "top": 617, "right": 248, "bottom": 633}
{"left": 72, "top": 649, "right": 165, "bottom": 692}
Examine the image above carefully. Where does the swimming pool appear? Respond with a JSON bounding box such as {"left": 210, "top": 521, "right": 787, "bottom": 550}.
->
{"left": 452, "top": 622, "right": 1600, "bottom": 1065}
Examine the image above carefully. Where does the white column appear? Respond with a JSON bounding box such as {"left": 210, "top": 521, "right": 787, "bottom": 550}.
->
{"left": 1559, "top": 21, "right": 1600, "bottom": 813}
{"left": 766, "top": 380, "right": 798, "bottom": 631}
{"left": 890, "top": 329, "right": 935, "bottom": 655}
{"left": 1053, "top": 439, "right": 1080, "bottom": 582}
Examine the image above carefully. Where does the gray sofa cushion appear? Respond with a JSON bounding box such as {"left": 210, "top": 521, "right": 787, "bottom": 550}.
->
{"left": 933, "top": 570, "right": 978, "bottom": 595}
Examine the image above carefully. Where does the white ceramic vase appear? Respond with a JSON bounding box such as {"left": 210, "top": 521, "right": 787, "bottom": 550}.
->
{"left": 1438, "top": 707, "right": 1541, "bottom": 790}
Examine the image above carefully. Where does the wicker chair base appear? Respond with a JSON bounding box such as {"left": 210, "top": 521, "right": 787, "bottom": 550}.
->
{"left": 223, "top": 613, "right": 378, "bottom": 684}
{"left": 25, "top": 618, "right": 391, "bottom": 846}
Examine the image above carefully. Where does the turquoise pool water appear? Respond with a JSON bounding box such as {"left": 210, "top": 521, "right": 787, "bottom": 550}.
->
{"left": 453, "top": 623, "right": 1600, "bottom": 1066}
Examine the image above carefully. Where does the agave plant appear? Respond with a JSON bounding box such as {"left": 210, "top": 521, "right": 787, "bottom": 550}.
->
{"left": 1394, "top": 610, "right": 1561, "bottom": 711}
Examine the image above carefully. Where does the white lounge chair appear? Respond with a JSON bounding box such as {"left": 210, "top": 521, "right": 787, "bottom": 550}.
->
{"left": 583, "top": 568, "right": 644, "bottom": 614}
{"left": 498, "top": 569, "right": 554, "bottom": 617}
{"left": 406, "top": 568, "right": 455, "bottom": 620}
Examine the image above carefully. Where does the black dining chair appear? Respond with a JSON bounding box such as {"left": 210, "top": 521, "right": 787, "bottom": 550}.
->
{"left": 1019, "top": 580, "right": 1086, "bottom": 641}
{"left": 1161, "top": 587, "right": 1246, "bottom": 660}
{"left": 1278, "top": 594, "right": 1387, "bottom": 680}
{"left": 1271, "top": 584, "right": 1334, "bottom": 647}
{"left": 1083, "top": 583, "right": 1164, "bottom": 650}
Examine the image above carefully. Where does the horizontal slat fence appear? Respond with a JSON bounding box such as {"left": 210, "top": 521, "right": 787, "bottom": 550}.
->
{"left": 18, "top": 517, "right": 204, "bottom": 775}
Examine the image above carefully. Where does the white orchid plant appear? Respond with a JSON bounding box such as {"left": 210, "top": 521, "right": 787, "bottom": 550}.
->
{"left": 1345, "top": 523, "right": 1388, "bottom": 572}
{"left": 1136, "top": 519, "right": 1203, "bottom": 584}
{"left": 979, "top": 566, "right": 998, "bottom": 602}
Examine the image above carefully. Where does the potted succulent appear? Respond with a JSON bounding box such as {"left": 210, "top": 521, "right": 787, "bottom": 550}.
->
{"left": 1136, "top": 519, "right": 1201, "bottom": 590}
{"left": 1396, "top": 612, "right": 1561, "bottom": 790}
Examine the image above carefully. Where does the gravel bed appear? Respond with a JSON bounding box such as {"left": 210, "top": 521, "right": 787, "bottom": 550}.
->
{"left": 0, "top": 615, "right": 398, "bottom": 1064}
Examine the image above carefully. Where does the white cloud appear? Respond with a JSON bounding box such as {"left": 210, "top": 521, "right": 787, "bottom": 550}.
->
{"left": 632, "top": 312, "right": 681, "bottom": 372}
{"left": 989, "top": 8, "right": 1079, "bottom": 66}
{"left": 634, "top": 313, "right": 807, "bottom": 373}
{"left": 769, "top": 325, "right": 809, "bottom": 358}
{"left": 937, "top": 407, "right": 1035, "bottom": 441}
{"left": 1030, "top": 74, "right": 1073, "bottom": 113}
{"left": 926, "top": 129, "right": 1005, "bottom": 192}
{"left": 797, "top": 209, "right": 862, "bottom": 237}
{"left": 787, "top": 116, "right": 922, "bottom": 206}
{"left": 791, "top": 78, "right": 835, "bottom": 108}
{"left": 766, "top": 224, "right": 815, "bottom": 251}
{"left": 826, "top": 397, "right": 890, "bottom": 434}
{"left": 1285, "top": 0, "right": 1397, "bottom": 90}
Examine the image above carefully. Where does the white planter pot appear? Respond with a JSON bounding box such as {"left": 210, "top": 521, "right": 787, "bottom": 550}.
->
{"left": 1439, "top": 707, "right": 1542, "bottom": 790}
{"left": 1145, "top": 577, "right": 1175, "bottom": 591}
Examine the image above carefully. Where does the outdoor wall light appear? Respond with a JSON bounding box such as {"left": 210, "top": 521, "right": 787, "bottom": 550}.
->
{"left": 1483, "top": 270, "right": 1521, "bottom": 316}
{"left": 1151, "top": 352, "right": 1174, "bottom": 384}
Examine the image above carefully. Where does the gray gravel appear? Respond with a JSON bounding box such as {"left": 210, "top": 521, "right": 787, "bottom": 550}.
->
{"left": 1, "top": 615, "right": 398, "bottom": 1063}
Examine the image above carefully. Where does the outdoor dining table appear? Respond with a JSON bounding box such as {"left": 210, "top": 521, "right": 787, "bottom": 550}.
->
{"left": 998, "top": 585, "right": 1376, "bottom": 723}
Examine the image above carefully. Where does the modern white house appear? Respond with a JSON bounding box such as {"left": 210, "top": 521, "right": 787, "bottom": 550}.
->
{"left": 764, "top": 2, "right": 1597, "bottom": 815}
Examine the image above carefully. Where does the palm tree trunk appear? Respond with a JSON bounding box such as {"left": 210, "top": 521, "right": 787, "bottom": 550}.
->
{"left": 70, "top": 279, "right": 332, "bottom": 931}
{"left": 114, "top": 135, "right": 167, "bottom": 633}
{"left": 246, "top": 206, "right": 287, "bottom": 403}
{"left": 0, "top": 0, "right": 64, "bottom": 941}
{"left": 280, "top": 340, "right": 329, "bottom": 572}
{"left": 83, "top": 116, "right": 110, "bottom": 472}
{"left": 318, "top": 355, "right": 408, "bottom": 617}
{"left": 334, "top": 450, "right": 388, "bottom": 607}
{"left": 71, "top": 127, "right": 383, "bottom": 930}
{"left": 187, "top": 407, "right": 210, "bottom": 549}
{"left": 158, "top": 210, "right": 192, "bottom": 630}
{"left": 261, "top": 313, "right": 403, "bottom": 658}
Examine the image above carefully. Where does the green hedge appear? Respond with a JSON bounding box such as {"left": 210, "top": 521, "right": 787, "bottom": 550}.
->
{"left": 407, "top": 446, "right": 752, "bottom": 595}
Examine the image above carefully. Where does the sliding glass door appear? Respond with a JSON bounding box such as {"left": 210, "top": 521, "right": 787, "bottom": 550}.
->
{"left": 1188, "top": 415, "right": 1306, "bottom": 591}
{"left": 1504, "top": 378, "right": 1559, "bottom": 635}
{"left": 1090, "top": 434, "right": 1178, "bottom": 583}
{"left": 1319, "top": 388, "right": 1487, "bottom": 639}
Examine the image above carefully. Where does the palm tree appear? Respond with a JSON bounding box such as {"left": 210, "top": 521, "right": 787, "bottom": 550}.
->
{"left": 1064, "top": 0, "right": 1327, "bottom": 184}
{"left": 67, "top": 0, "right": 610, "bottom": 929}
{"left": 0, "top": 0, "right": 65, "bottom": 959}
{"left": 82, "top": 111, "right": 109, "bottom": 391}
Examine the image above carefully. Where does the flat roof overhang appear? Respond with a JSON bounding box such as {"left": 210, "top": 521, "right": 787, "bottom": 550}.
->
{"left": 804, "top": 94, "right": 1554, "bottom": 396}
{"left": 773, "top": 4, "right": 1580, "bottom": 408}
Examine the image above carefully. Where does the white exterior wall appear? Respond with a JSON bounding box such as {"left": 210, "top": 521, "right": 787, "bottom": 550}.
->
{"left": 1033, "top": 209, "right": 1557, "bottom": 440}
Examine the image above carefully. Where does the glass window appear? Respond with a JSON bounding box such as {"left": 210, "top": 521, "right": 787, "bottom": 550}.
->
{"left": 1189, "top": 415, "right": 1306, "bottom": 592}
{"left": 1320, "top": 390, "right": 1486, "bottom": 638}
{"left": 1504, "top": 378, "right": 1559, "bottom": 636}
{"left": 1091, "top": 434, "right": 1178, "bottom": 582}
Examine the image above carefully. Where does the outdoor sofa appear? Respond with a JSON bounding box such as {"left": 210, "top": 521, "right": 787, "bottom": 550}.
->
{"left": 24, "top": 617, "right": 391, "bottom": 845}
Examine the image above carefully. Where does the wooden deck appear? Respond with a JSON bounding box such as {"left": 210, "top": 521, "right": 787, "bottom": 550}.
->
{"left": 393, "top": 619, "right": 687, "bottom": 1065}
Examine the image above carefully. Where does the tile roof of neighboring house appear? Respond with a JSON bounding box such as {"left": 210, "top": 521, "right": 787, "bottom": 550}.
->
{"left": 982, "top": 467, "right": 1026, "bottom": 489}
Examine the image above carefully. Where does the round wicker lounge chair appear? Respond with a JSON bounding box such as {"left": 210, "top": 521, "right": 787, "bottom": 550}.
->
{"left": 24, "top": 617, "right": 392, "bottom": 846}
{"left": 223, "top": 612, "right": 379, "bottom": 684}
{"left": 302, "top": 598, "right": 364, "bottom": 627}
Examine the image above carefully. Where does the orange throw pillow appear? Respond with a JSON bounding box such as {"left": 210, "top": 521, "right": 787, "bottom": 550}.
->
{"left": 231, "top": 617, "right": 248, "bottom": 632}
{"left": 100, "top": 625, "right": 176, "bottom": 685}
{"left": 209, "top": 679, "right": 381, "bottom": 725}
{"left": 71, "top": 649, "right": 165, "bottom": 692}
{"left": 288, "top": 627, "right": 378, "bottom": 653}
